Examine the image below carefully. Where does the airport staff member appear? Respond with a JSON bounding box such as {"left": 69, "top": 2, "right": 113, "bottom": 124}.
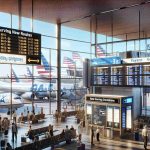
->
{"left": 142, "top": 125, "right": 149, "bottom": 150}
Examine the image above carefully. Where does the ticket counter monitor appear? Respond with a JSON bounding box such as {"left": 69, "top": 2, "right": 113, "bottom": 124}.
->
{"left": 85, "top": 94, "right": 134, "bottom": 138}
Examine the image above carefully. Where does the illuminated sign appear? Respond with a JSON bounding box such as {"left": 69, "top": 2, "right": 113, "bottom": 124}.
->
{"left": 0, "top": 53, "right": 26, "bottom": 64}
{"left": 122, "top": 97, "right": 133, "bottom": 104}
{"left": 0, "top": 26, "right": 41, "bottom": 64}
{"left": 123, "top": 57, "right": 150, "bottom": 64}
{"left": 122, "top": 107, "right": 126, "bottom": 128}
{"left": 91, "top": 57, "right": 121, "bottom": 66}
{"left": 86, "top": 96, "right": 120, "bottom": 104}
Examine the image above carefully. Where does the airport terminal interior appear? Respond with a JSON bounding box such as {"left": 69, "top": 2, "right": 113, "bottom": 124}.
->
{"left": 0, "top": 0, "right": 150, "bottom": 149}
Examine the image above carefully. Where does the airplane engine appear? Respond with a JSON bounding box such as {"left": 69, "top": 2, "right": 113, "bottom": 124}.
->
{"left": 21, "top": 92, "right": 34, "bottom": 100}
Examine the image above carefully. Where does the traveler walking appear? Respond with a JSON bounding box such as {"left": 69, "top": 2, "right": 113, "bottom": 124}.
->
{"left": 12, "top": 123, "right": 18, "bottom": 142}
{"left": 142, "top": 125, "right": 149, "bottom": 150}
{"left": 96, "top": 126, "right": 100, "bottom": 143}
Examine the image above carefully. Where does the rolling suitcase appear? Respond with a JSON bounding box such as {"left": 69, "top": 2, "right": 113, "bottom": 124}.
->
{"left": 80, "top": 143, "right": 85, "bottom": 150}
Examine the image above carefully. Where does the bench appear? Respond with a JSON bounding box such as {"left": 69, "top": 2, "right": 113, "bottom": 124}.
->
{"left": 14, "top": 130, "right": 76, "bottom": 150}
{"left": 18, "top": 114, "right": 45, "bottom": 124}
{"left": 60, "top": 110, "right": 84, "bottom": 123}
{"left": 26, "top": 126, "right": 58, "bottom": 138}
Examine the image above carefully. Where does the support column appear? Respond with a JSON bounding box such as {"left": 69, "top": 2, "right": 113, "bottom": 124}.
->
{"left": 57, "top": 22, "right": 61, "bottom": 113}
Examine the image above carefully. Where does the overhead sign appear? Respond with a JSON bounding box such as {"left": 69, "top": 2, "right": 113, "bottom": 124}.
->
{"left": 91, "top": 57, "right": 121, "bottom": 66}
{"left": 0, "top": 26, "right": 41, "bottom": 64}
{"left": 122, "top": 57, "right": 150, "bottom": 64}
{"left": 0, "top": 53, "right": 26, "bottom": 64}
{"left": 86, "top": 96, "right": 120, "bottom": 104}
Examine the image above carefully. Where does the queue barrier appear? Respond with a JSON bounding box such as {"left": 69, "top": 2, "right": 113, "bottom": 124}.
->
{"left": 14, "top": 130, "right": 76, "bottom": 150}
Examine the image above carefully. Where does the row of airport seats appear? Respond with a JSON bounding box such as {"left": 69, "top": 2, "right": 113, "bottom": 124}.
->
{"left": 25, "top": 126, "right": 58, "bottom": 137}
{"left": 14, "top": 130, "right": 76, "bottom": 150}
{"left": 18, "top": 113, "right": 45, "bottom": 124}
{"left": 57, "top": 110, "right": 84, "bottom": 122}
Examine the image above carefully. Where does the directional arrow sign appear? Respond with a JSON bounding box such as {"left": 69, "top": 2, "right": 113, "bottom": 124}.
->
{"left": 27, "top": 56, "right": 41, "bottom": 64}
{"left": 28, "top": 58, "right": 39, "bottom": 63}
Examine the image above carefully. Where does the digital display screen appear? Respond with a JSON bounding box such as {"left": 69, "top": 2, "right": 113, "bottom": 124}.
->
{"left": 122, "top": 107, "right": 126, "bottom": 128}
{"left": 91, "top": 64, "right": 150, "bottom": 87}
{"left": 111, "top": 67, "right": 123, "bottom": 85}
{"left": 0, "top": 26, "right": 41, "bottom": 64}
{"left": 126, "top": 106, "right": 132, "bottom": 129}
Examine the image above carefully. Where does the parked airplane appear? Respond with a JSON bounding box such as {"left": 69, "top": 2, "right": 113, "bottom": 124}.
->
{"left": 0, "top": 93, "right": 23, "bottom": 108}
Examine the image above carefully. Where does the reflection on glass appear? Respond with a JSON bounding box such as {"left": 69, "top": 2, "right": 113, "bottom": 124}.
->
{"left": 93, "top": 105, "right": 106, "bottom": 126}
{"left": 107, "top": 106, "right": 113, "bottom": 127}
{"left": 114, "top": 107, "right": 120, "bottom": 128}
{"left": 86, "top": 104, "right": 92, "bottom": 124}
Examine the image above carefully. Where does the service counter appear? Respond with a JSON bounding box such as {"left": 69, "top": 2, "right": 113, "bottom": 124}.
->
{"left": 85, "top": 94, "right": 139, "bottom": 138}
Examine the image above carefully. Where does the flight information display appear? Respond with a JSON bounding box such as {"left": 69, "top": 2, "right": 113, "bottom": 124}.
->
{"left": 111, "top": 66, "right": 123, "bottom": 85}
{"left": 125, "top": 65, "right": 142, "bottom": 86}
{"left": 0, "top": 26, "right": 41, "bottom": 64}
{"left": 91, "top": 64, "right": 150, "bottom": 87}
{"left": 93, "top": 67, "right": 110, "bottom": 85}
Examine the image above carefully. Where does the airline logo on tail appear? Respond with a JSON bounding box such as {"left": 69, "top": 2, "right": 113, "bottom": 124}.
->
{"left": 36, "top": 54, "right": 53, "bottom": 77}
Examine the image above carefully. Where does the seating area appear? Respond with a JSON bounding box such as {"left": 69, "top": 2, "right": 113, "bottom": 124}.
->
{"left": 18, "top": 113, "right": 45, "bottom": 124}
{"left": 14, "top": 130, "right": 76, "bottom": 150}
{"left": 60, "top": 110, "right": 84, "bottom": 123}
{"left": 25, "top": 126, "right": 58, "bottom": 138}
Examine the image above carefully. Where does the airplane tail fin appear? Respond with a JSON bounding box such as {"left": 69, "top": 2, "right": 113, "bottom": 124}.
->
{"left": 27, "top": 67, "right": 33, "bottom": 77}
{"left": 36, "top": 54, "right": 53, "bottom": 77}
{"left": 12, "top": 69, "right": 19, "bottom": 82}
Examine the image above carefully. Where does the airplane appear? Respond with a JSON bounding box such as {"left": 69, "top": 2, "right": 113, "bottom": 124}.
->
{"left": 0, "top": 92, "right": 24, "bottom": 108}
{"left": 0, "top": 53, "right": 86, "bottom": 102}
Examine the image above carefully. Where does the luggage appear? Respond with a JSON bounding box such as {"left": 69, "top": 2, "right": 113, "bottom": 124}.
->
{"left": 4, "top": 130, "right": 8, "bottom": 135}
{"left": 80, "top": 143, "right": 85, "bottom": 150}
{"left": 21, "top": 137, "right": 26, "bottom": 142}
{"left": 1, "top": 140, "right": 5, "bottom": 147}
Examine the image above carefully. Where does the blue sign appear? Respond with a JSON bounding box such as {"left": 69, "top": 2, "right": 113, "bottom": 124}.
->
{"left": 91, "top": 57, "right": 121, "bottom": 66}
{"left": 122, "top": 97, "right": 133, "bottom": 104}
{"left": 122, "top": 107, "right": 126, "bottom": 128}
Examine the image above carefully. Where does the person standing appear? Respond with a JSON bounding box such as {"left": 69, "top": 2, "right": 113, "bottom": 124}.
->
{"left": 96, "top": 126, "right": 100, "bottom": 143}
{"left": 12, "top": 123, "right": 18, "bottom": 142}
{"left": 55, "top": 110, "right": 59, "bottom": 122}
{"left": 90, "top": 125, "right": 95, "bottom": 145}
{"left": 12, "top": 111, "right": 17, "bottom": 123}
{"left": 142, "top": 125, "right": 149, "bottom": 150}
{"left": 78, "top": 121, "right": 83, "bottom": 142}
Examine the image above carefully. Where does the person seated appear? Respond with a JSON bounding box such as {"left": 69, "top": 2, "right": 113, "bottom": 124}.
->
{"left": 27, "top": 125, "right": 34, "bottom": 140}
{"left": 6, "top": 142, "right": 12, "bottom": 150}
{"left": 70, "top": 125, "right": 74, "bottom": 130}
{"left": 65, "top": 125, "right": 69, "bottom": 132}
{"left": 61, "top": 129, "right": 65, "bottom": 136}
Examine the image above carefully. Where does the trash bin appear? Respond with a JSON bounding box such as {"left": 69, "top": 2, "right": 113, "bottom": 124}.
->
{"left": 106, "top": 128, "right": 113, "bottom": 139}
{"left": 134, "top": 131, "right": 139, "bottom": 141}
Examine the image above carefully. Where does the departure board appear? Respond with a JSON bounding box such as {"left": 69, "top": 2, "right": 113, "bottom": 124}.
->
{"left": 91, "top": 64, "right": 150, "bottom": 87}
{"left": 93, "top": 67, "right": 110, "bottom": 85}
{"left": 111, "top": 66, "right": 123, "bottom": 85}
{"left": 0, "top": 26, "right": 41, "bottom": 64}
{"left": 125, "top": 65, "right": 142, "bottom": 86}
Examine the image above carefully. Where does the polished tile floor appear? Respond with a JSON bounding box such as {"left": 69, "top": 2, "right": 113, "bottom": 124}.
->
{"left": 0, "top": 115, "right": 149, "bottom": 150}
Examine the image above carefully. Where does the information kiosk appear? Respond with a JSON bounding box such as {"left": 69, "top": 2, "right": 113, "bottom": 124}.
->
{"left": 85, "top": 94, "right": 137, "bottom": 138}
